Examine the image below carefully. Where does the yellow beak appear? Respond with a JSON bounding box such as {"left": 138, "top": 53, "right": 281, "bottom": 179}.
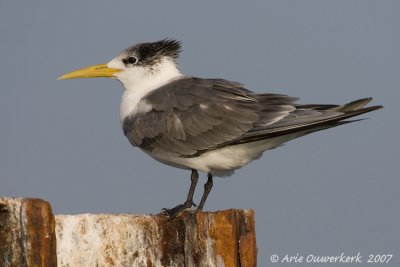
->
{"left": 58, "top": 63, "right": 122, "bottom": 80}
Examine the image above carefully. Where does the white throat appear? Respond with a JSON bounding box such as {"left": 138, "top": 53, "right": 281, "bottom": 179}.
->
{"left": 109, "top": 59, "right": 184, "bottom": 121}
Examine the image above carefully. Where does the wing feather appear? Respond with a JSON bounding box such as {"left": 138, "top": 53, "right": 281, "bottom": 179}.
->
{"left": 122, "top": 77, "right": 380, "bottom": 158}
{"left": 123, "top": 77, "right": 296, "bottom": 156}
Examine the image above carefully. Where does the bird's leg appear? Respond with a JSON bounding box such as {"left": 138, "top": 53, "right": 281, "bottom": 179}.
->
{"left": 197, "top": 173, "right": 213, "bottom": 211}
{"left": 184, "top": 169, "right": 199, "bottom": 208}
{"left": 161, "top": 169, "right": 199, "bottom": 218}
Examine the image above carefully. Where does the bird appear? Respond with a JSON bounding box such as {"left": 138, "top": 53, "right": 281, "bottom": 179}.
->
{"left": 59, "top": 39, "right": 382, "bottom": 218}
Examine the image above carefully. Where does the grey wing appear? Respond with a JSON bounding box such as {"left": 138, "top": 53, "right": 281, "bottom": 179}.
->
{"left": 239, "top": 97, "right": 382, "bottom": 143}
{"left": 123, "top": 77, "right": 382, "bottom": 157}
{"left": 122, "top": 77, "right": 297, "bottom": 157}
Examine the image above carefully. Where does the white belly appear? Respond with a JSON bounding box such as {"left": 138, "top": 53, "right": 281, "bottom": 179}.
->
{"left": 144, "top": 134, "right": 301, "bottom": 177}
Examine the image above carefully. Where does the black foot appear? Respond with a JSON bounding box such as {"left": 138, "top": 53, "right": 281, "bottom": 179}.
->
{"left": 161, "top": 169, "right": 200, "bottom": 219}
{"left": 161, "top": 201, "right": 196, "bottom": 219}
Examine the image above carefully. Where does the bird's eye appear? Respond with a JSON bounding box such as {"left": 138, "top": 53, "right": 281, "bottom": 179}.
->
{"left": 127, "top": 57, "right": 137, "bottom": 64}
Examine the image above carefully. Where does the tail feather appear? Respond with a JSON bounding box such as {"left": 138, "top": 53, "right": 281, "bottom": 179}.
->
{"left": 235, "top": 102, "right": 383, "bottom": 145}
{"left": 331, "top": 97, "right": 373, "bottom": 112}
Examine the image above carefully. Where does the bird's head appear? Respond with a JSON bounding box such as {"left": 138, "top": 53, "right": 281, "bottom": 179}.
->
{"left": 58, "top": 39, "right": 183, "bottom": 90}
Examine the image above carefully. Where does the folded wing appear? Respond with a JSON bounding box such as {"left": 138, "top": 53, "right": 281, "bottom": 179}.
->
{"left": 122, "top": 77, "right": 382, "bottom": 157}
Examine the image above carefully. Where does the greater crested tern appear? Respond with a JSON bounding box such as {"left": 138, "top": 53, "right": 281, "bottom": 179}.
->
{"left": 59, "top": 39, "right": 382, "bottom": 218}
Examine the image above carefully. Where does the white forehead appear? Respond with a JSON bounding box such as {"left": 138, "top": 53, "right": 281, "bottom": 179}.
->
{"left": 107, "top": 54, "right": 125, "bottom": 70}
{"left": 106, "top": 45, "right": 138, "bottom": 69}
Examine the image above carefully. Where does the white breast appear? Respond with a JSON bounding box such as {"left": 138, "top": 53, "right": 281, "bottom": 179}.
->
{"left": 120, "top": 91, "right": 153, "bottom": 122}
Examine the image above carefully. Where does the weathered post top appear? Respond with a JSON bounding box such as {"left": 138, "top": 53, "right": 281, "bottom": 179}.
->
{"left": 0, "top": 197, "right": 257, "bottom": 267}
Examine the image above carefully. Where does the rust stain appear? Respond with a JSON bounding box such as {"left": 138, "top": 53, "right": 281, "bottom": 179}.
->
{"left": 189, "top": 212, "right": 208, "bottom": 265}
{"left": 158, "top": 215, "right": 185, "bottom": 266}
{"left": 153, "top": 210, "right": 256, "bottom": 266}
{"left": 238, "top": 210, "right": 257, "bottom": 267}
{"left": 21, "top": 198, "right": 57, "bottom": 267}
{"left": 208, "top": 209, "right": 240, "bottom": 267}
{"left": 105, "top": 255, "right": 115, "bottom": 266}
{"left": 104, "top": 244, "right": 115, "bottom": 266}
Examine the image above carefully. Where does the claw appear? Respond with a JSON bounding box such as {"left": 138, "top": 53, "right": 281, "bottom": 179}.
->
{"left": 161, "top": 204, "right": 189, "bottom": 219}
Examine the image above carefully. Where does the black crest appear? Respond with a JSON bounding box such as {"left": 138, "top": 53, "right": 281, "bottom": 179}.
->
{"left": 124, "top": 39, "right": 182, "bottom": 66}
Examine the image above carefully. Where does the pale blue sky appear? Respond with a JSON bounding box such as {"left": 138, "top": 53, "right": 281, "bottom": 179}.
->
{"left": 1, "top": 1, "right": 399, "bottom": 266}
